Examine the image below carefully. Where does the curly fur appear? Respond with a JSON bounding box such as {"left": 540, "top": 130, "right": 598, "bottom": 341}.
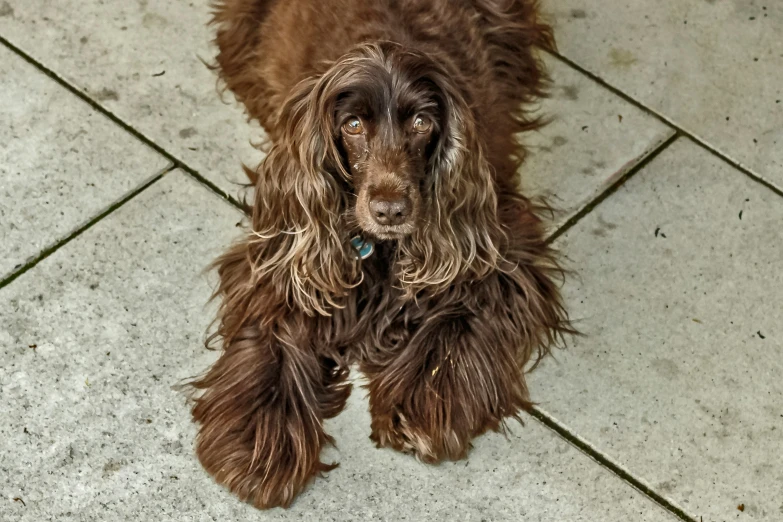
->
{"left": 190, "top": 0, "right": 574, "bottom": 509}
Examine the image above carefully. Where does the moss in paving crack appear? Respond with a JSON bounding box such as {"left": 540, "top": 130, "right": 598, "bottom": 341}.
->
{"left": 528, "top": 407, "right": 697, "bottom": 522}
{"left": 0, "top": 167, "right": 173, "bottom": 292}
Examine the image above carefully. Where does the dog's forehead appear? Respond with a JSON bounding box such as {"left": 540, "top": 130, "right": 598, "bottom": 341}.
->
{"left": 335, "top": 74, "right": 441, "bottom": 122}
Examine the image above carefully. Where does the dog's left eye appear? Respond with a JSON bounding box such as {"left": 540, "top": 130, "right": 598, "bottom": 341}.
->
{"left": 343, "top": 117, "right": 364, "bottom": 135}
{"left": 412, "top": 115, "right": 433, "bottom": 134}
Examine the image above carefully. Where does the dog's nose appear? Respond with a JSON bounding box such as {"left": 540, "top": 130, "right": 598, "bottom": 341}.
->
{"left": 369, "top": 196, "right": 412, "bottom": 226}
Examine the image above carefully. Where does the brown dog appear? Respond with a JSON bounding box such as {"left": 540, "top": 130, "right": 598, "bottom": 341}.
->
{"left": 190, "top": 0, "right": 572, "bottom": 509}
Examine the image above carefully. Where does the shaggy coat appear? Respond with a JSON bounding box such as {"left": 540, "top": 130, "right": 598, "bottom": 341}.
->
{"left": 190, "top": 0, "right": 572, "bottom": 509}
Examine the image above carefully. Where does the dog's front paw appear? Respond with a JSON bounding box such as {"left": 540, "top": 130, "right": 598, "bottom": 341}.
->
{"left": 364, "top": 311, "right": 533, "bottom": 465}
{"left": 191, "top": 332, "right": 339, "bottom": 509}
{"left": 196, "top": 401, "right": 333, "bottom": 509}
{"left": 369, "top": 404, "right": 470, "bottom": 464}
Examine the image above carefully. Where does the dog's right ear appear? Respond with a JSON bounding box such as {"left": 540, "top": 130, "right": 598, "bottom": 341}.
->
{"left": 243, "top": 76, "right": 360, "bottom": 317}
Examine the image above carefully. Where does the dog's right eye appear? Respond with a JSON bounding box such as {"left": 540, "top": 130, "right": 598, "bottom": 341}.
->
{"left": 343, "top": 117, "right": 364, "bottom": 135}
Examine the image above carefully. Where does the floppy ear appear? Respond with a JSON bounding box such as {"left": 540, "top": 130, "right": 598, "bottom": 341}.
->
{"left": 245, "top": 77, "right": 360, "bottom": 316}
{"left": 398, "top": 75, "right": 505, "bottom": 295}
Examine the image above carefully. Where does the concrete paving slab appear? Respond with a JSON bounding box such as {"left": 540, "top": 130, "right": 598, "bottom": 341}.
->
{"left": 545, "top": 0, "right": 783, "bottom": 189}
{"left": 532, "top": 138, "right": 783, "bottom": 521}
{"left": 523, "top": 56, "right": 675, "bottom": 229}
{"left": 0, "top": 44, "right": 170, "bottom": 281}
{"left": 0, "top": 171, "right": 676, "bottom": 521}
{"left": 0, "top": 0, "right": 263, "bottom": 196}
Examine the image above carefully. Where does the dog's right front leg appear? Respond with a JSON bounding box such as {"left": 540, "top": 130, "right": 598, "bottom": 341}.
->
{"left": 190, "top": 245, "right": 351, "bottom": 509}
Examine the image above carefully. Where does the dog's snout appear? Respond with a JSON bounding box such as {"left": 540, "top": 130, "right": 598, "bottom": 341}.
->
{"left": 369, "top": 196, "right": 412, "bottom": 226}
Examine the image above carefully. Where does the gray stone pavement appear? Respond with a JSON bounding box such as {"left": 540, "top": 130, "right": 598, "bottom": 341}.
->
{"left": 0, "top": 1, "right": 780, "bottom": 521}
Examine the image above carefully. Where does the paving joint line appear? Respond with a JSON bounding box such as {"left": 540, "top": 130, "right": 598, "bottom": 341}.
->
{"left": 547, "top": 50, "right": 783, "bottom": 199}
{"left": 0, "top": 35, "right": 246, "bottom": 211}
{"left": 0, "top": 165, "right": 176, "bottom": 292}
{"left": 528, "top": 407, "right": 697, "bottom": 522}
{"left": 547, "top": 131, "right": 681, "bottom": 245}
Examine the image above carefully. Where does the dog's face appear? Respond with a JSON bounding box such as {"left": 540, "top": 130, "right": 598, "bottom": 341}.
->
{"left": 279, "top": 44, "right": 461, "bottom": 242}
{"left": 263, "top": 44, "right": 502, "bottom": 300}
{"left": 334, "top": 85, "right": 440, "bottom": 240}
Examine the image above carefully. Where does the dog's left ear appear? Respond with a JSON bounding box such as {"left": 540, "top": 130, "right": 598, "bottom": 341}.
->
{"left": 398, "top": 74, "right": 506, "bottom": 295}
{"left": 247, "top": 76, "right": 359, "bottom": 316}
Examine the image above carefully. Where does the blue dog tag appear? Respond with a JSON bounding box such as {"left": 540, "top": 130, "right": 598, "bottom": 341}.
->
{"left": 351, "top": 236, "right": 374, "bottom": 259}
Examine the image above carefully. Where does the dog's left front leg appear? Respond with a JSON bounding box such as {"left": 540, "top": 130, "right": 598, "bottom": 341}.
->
{"left": 364, "top": 267, "right": 566, "bottom": 463}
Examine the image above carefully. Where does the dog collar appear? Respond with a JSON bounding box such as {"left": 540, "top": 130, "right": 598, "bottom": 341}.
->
{"left": 350, "top": 236, "right": 374, "bottom": 259}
